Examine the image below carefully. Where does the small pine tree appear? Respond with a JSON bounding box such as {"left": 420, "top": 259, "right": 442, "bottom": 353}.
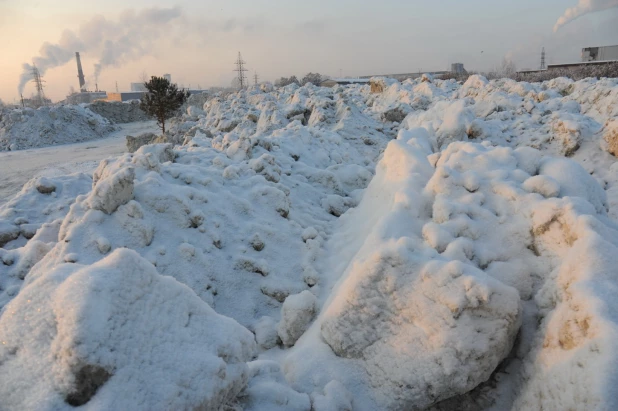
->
{"left": 140, "top": 76, "right": 189, "bottom": 134}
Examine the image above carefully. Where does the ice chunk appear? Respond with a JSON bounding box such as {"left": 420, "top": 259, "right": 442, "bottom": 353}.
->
{"left": 278, "top": 291, "right": 317, "bottom": 346}
{"left": 87, "top": 167, "right": 135, "bottom": 214}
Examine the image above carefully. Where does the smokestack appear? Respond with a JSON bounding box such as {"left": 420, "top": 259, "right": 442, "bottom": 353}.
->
{"left": 75, "top": 52, "right": 86, "bottom": 92}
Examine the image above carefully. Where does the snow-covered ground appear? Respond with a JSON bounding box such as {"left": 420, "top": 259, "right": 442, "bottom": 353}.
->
{"left": 1, "top": 77, "right": 618, "bottom": 410}
{"left": 0, "top": 121, "right": 158, "bottom": 204}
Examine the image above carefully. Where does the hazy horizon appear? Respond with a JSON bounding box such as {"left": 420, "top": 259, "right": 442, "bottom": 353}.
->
{"left": 1, "top": 0, "right": 617, "bottom": 103}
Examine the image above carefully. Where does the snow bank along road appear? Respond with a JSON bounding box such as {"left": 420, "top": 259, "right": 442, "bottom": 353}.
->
{"left": 0, "top": 121, "right": 158, "bottom": 205}
{"left": 1, "top": 76, "right": 618, "bottom": 410}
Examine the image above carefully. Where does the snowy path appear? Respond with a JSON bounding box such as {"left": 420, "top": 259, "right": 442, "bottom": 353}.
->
{"left": 0, "top": 121, "right": 157, "bottom": 205}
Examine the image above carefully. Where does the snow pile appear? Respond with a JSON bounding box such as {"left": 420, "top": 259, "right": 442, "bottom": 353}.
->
{"left": 0, "top": 173, "right": 93, "bottom": 308}
{"left": 0, "top": 105, "right": 116, "bottom": 151}
{"left": 2, "top": 76, "right": 618, "bottom": 409}
{"left": 86, "top": 100, "right": 149, "bottom": 124}
{"left": 0, "top": 248, "right": 256, "bottom": 410}
{"left": 0, "top": 82, "right": 391, "bottom": 409}
{"left": 286, "top": 133, "right": 618, "bottom": 409}
{"left": 182, "top": 91, "right": 214, "bottom": 116}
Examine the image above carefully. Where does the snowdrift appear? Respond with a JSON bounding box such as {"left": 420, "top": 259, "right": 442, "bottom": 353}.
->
{"left": 0, "top": 105, "right": 116, "bottom": 151}
{"left": 1, "top": 76, "right": 618, "bottom": 410}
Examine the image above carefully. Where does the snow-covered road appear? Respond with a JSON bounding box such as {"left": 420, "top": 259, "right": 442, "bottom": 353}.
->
{"left": 0, "top": 121, "right": 157, "bottom": 205}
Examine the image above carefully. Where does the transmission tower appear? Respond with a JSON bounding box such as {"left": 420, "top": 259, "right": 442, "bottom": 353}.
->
{"left": 254, "top": 72, "right": 259, "bottom": 86}
{"left": 30, "top": 64, "right": 47, "bottom": 107}
{"left": 540, "top": 47, "right": 546, "bottom": 70}
{"left": 234, "top": 52, "right": 248, "bottom": 90}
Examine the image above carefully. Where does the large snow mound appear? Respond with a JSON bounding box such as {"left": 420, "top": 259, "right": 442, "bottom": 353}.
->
{"left": 2, "top": 76, "right": 618, "bottom": 410}
{"left": 0, "top": 248, "right": 256, "bottom": 410}
{"left": 0, "top": 105, "right": 116, "bottom": 151}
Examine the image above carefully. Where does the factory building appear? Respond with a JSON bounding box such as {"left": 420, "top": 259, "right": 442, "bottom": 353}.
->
{"left": 64, "top": 52, "right": 107, "bottom": 104}
{"left": 582, "top": 46, "right": 618, "bottom": 62}
{"left": 451, "top": 63, "right": 466, "bottom": 74}
{"left": 65, "top": 92, "right": 108, "bottom": 104}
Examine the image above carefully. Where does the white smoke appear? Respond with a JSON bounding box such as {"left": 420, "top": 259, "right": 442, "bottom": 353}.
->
{"left": 554, "top": 0, "right": 618, "bottom": 32}
{"left": 17, "top": 6, "right": 182, "bottom": 94}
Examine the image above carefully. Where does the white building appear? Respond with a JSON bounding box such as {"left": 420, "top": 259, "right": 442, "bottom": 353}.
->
{"left": 582, "top": 46, "right": 618, "bottom": 62}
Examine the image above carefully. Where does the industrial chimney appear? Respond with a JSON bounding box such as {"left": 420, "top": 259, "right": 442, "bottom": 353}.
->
{"left": 75, "top": 52, "right": 86, "bottom": 93}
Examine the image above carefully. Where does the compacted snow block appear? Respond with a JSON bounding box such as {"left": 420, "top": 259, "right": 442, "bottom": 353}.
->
{"left": 87, "top": 167, "right": 135, "bottom": 214}
{"left": 321, "top": 255, "right": 521, "bottom": 410}
{"left": 0, "top": 249, "right": 257, "bottom": 410}
{"left": 126, "top": 132, "right": 158, "bottom": 153}
{"left": 278, "top": 290, "right": 317, "bottom": 346}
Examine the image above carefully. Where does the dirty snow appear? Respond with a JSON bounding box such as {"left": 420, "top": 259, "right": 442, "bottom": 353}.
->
{"left": 0, "top": 105, "right": 117, "bottom": 151}
{"left": 1, "top": 76, "right": 618, "bottom": 410}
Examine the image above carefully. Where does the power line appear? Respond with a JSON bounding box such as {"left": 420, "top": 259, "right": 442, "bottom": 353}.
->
{"left": 234, "top": 52, "right": 248, "bottom": 90}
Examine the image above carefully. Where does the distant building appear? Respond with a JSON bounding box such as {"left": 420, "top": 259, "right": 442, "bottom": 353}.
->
{"left": 163, "top": 74, "right": 172, "bottom": 82}
{"left": 107, "top": 92, "right": 147, "bottom": 102}
{"left": 451, "top": 63, "right": 466, "bottom": 74}
{"left": 582, "top": 46, "right": 618, "bottom": 62}
{"left": 548, "top": 60, "right": 618, "bottom": 70}
{"left": 130, "top": 83, "right": 147, "bottom": 92}
{"left": 320, "top": 78, "right": 371, "bottom": 87}
{"left": 106, "top": 89, "right": 208, "bottom": 102}
{"left": 65, "top": 92, "right": 108, "bottom": 104}
{"left": 517, "top": 58, "right": 618, "bottom": 77}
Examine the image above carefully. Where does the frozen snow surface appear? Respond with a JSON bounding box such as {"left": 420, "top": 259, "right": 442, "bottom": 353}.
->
{"left": 0, "top": 105, "right": 116, "bottom": 151}
{"left": 1, "top": 76, "right": 618, "bottom": 410}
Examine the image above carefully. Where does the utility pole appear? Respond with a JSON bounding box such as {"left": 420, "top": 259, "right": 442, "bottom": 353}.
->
{"left": 31, "top": 63, "right": 46, "bottom": 107}
{"left": 115, "top": 81, "right": 119, "bottom": 92}
{"left": 540, "top": 47, "right": 546, "bottom": 70}
{"left": 254, "top": 72, "right": 259, "bottom": 85}
{"left": 234, "top": 52, "right": 248, "bottom": 90}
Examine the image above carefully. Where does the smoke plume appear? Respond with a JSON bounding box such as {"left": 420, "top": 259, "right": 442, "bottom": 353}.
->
{"left": 554, "top": 0, "right": 618, "bottom": 32}
{"left": 17, "top": 6, "right": 182, "bottom": 94}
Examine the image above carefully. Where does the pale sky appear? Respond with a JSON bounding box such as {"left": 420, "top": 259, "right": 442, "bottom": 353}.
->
{"left": 1, "top": 0, "right": 617, "bottom": 103}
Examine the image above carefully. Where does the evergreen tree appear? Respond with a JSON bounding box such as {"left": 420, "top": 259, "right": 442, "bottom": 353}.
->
{"left": 140, "top": 76, "right": 189, "bottom": 133}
